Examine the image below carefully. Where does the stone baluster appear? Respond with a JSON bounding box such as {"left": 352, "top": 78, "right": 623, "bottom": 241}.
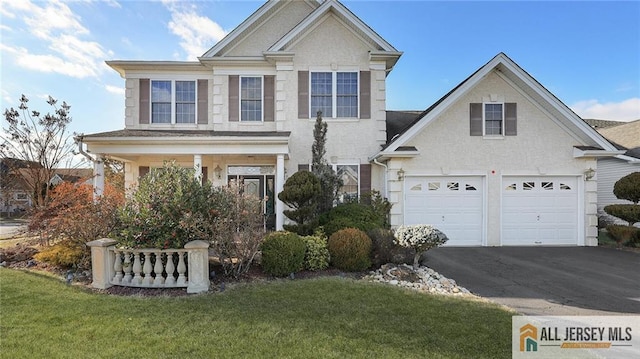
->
{"left": 113, "top": 250, "right": 123, "bottom": 284}
{"left": 122, "top": 251, "right": 132, "bottom": 284}
{"left": 153, "top": 251, "right": 164, "bottom": 286}
{"left": 165, "top": 252, "right": 176, "bottom": 286}
{"left": 176, "top": 252, "right": 187, "bottom": 285}
{"left": 132, "top": 252, "right": 142, "bottom": 285}
{"left": 141, "top": 252, "right": 153, "bottom": 286}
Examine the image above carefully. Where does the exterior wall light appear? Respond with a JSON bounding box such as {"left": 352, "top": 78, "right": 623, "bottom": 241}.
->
{"left": 584, "top": 168, "right": 595, "bottom": 181}
{"left": 397, "top": 168, "right": 405, "bottom": 181}
{"left": 214, "top": 165, "right": 223, "bottom": 179}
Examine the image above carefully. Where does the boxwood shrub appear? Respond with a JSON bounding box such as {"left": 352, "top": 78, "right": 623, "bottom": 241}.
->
{"left": 260, "top": 231, "right": 306, "bottom": 277}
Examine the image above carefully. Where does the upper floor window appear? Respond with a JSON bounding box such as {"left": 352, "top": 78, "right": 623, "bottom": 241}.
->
{"left": 151, "top": 80, "right": 196, "bottom": 124}
{"left": 240, "top": 76, "right": 262, "bottom": 122}
{"left": 310, "top": 71, "right": 358, "bottom": 118}
{"left": 470, "top": 102, "right": 516, "bottom": 137}
{"left": 484, "top": 103, "right": 503, "bottom": 135}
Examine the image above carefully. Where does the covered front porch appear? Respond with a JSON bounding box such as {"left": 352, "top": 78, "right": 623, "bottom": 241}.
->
{"left": 80, "top": 129, "right": 290, "bottom": 230}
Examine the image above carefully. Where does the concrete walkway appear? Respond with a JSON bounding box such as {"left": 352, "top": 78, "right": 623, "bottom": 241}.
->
{"left": 423, "top": 246, "right": 640, "bottom": 315}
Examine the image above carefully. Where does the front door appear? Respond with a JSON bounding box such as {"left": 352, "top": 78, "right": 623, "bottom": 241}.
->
{"left": 228, "top": 174, "right": 275, "bottom": 230}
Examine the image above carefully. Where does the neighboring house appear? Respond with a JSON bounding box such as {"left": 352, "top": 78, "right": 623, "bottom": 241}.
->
{"left": 81, "top": 0, "right": 622, "bottom": 246}
{"left": 595, "top": 120, "right": 640, "bottom": 221}
{"left": 0, "top": 157, "right": 93, "bottom": 214}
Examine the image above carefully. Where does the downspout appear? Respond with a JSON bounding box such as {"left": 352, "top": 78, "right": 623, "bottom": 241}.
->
{"left": 372, "top": 156, "right": 388, "bottom": 199}
{"left": 75, "top": 135, "right": 95, "bottom": 163}
{"left": 75, "top": 135, "right": 104, "bottom": 198}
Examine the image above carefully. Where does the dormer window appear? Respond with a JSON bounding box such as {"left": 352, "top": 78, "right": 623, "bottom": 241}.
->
{"left": 151, "top": 80, "right": 196, "bottom": 124}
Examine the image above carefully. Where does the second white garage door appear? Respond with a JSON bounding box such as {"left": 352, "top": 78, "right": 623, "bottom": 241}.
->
{"left": 405, "top": 176, "right": 484, "bottom": 246}
{"left": 502, "top": 176, "right": 579, "bottom": 245}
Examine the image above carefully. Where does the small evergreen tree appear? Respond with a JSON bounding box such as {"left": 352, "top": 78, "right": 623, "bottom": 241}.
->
{"left": 311, "top": 111, "right": 342, "bottom": 214}
{"left": 278, "top": 170, "right": 322, "bottom": 235}
{"left": 613, "top": 172, "right": 640, "bottom": 204}
{"left": 605, "top": 172, "right": 640, "bottom": 246}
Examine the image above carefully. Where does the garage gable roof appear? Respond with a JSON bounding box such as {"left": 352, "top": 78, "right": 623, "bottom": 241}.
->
{"left": 377, "top": 53, "right": 620, "bottom": 158}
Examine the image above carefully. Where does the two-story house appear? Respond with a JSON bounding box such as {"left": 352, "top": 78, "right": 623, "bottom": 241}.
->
{"left": 82, "top": 0, "right": 622, "bottom": 246}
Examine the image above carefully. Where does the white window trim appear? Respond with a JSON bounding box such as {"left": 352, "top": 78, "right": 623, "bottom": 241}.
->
{"left": 309, "top": 71, "right": 359, "bottom": 119}
{"left": 150, "top": 80, "right": 198, "bottom": 125}
{"left": 239, "top": 75, "right": 264, "bottom": 123}
{"left": 482, "top": 102, "right": 505, "bottom": 137}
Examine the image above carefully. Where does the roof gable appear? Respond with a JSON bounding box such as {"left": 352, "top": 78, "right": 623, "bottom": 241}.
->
{"left": 201, "top": 0, "right": 319, "bottom": 58}
{"left": 379, "top": 53, "right": 619, "bottom": 157}
{"left": 200, "top": 0, "right": 401, "bottom": 69}
{"left": 268, "top": 0, "right": 398, "bottom": 53}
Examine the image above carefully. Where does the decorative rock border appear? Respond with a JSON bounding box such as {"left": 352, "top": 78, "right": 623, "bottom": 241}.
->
{"left": 364, "top": 263, "right": 475, "bottom": 296}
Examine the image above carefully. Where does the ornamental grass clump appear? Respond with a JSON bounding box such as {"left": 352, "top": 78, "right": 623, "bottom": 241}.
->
{"left": 394, "top": 225, "right": 448, "bottom": 269}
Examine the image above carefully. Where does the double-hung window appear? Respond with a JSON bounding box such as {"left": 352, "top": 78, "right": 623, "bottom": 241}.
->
{"left": 484, "top": 103, "right": 503, "bottom": 135}
{"left": 335, "top": 164, "right": 359, "bottom": 202}
{"left": 151, "top": 80, "right": 196, "bottom": 124}
{"left": 240, "top": 76, "right": 263, "bottom": 122}
{"left": 310, "top": 71, "right": 358, "bottom": 118}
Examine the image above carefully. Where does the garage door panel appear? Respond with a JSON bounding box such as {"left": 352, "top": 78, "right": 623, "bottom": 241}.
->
{"left": 405, "top": 176, "right": 484, "bottom": 246}
{"left": 502, "top": 176, "right": 579, "bottom": 246}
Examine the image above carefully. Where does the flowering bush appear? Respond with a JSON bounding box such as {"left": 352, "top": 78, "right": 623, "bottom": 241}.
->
{"left": 394, "top": 225, "right": 448, "bottom": 269}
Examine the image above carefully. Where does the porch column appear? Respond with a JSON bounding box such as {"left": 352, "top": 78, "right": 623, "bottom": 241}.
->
{"left": 193, "top": 154, "right": 202, "bottom": 182}
{"left": 276, "top": 154, "right": 285, "bottom": 230}
{"left": 94, "top": 155, "right": 105, "bottom": 198}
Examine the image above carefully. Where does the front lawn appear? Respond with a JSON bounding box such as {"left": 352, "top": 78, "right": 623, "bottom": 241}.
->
{"left": 0, "top": 269, "right": 512, "bottom": 358}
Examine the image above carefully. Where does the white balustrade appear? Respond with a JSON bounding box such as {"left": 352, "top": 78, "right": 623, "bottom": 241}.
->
{"left": 87, "top": 239, "right": 210, "bottom": 293}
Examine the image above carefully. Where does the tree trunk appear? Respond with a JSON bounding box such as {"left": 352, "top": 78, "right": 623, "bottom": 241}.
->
{"left": 413, "top": 251, "right": 422, "bottom": 270}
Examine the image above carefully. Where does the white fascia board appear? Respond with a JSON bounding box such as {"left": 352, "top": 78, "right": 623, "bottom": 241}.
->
{"left": 370, "top": 150, "right": 420, "bottom": 161}
{"left": 573, "top": 148, "right": 625, "bottom": 158}
{"left": 383, "top": 60, "right": 497, "bottom": 153}
{"left": 201, "top": 1, "right": 281, "bottom": 58}
{"left": 86, "top": 141, "right": 289, "bottom": 156}
{"left": 106, "top": 61, "right": 206, "bottom": 78}
{"left": 614, "top": 154, "right": 640, "bottom": 164}
{"left": 84, "top": 136, "right": 289, "bottom": 145}
{"left": 213, "top": 67, "right": 277, "bottom": 76}
{"left": 497, "top": 57, "right": 619, "bottom": 151}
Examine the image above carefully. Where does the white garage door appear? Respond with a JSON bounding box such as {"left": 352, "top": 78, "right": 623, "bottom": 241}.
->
{"left": 502, "top": 176, "right": 579, "bottom": 245}
{"left": 405, "top": 176, "right": 483, "bottom": 246}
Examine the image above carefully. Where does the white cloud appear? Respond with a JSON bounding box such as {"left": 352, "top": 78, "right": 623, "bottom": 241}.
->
{"left": 105, "top": 85, "right": 125, "bottom": 96}
{"left": 163, "top": 2, "right": 227, "bottom": 60}
{"left": 0, "top": 0, "right": 107, "bottom": 79}
{"left": 570, "top": 98, "right": 640, "bottom": 122}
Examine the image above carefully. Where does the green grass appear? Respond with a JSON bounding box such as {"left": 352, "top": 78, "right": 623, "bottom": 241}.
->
{"left": 0, "top": 268, "right": 513, "bottom": 358}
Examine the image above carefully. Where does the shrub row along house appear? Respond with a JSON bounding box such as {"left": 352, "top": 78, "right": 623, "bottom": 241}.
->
{"left": 80, "top": 0, "right": 625, "bottom": 247}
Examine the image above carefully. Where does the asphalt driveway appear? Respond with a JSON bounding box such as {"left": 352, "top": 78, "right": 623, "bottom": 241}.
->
{"left": 423, "top": 247, "right": 640, "bottom": 315}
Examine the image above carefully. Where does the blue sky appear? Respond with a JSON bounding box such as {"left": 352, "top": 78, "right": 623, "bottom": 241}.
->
{"left": 1, "top": 0, "right": 639, "bottom": 139}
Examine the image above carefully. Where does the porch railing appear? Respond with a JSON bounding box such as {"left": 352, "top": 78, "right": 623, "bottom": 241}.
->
{"left": 87, "top": 239, "right": 209, "bottom": 294}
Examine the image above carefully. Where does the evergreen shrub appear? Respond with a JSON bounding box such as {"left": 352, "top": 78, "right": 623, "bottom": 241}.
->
{"left": 260, "top": 231, "right": 306, "bottom": 277}
{"left": 327, "top": 228, "right": 372, "bottom": 272}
